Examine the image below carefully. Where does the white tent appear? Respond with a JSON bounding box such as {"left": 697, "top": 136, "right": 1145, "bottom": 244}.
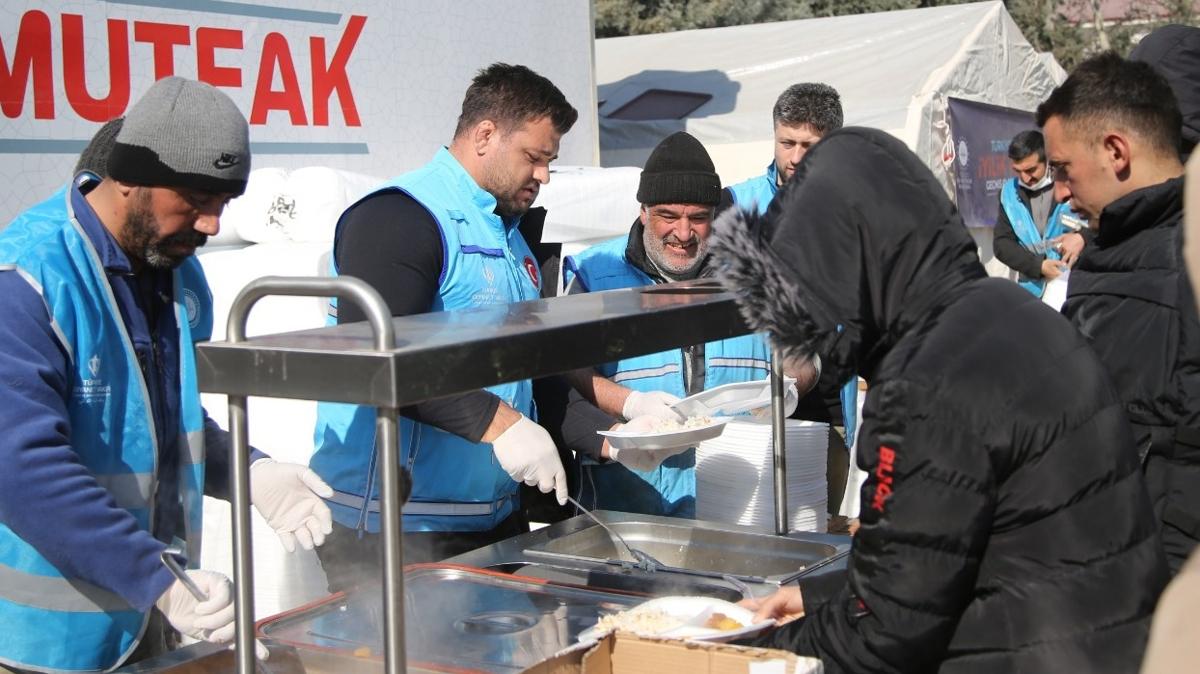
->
{"left": 595, "top": 1, "right": 1067, "bottom": 273}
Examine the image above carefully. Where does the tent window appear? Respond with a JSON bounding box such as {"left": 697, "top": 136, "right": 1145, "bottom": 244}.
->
{"left": 605, "top": 89, "right": 711, "bottom": 121}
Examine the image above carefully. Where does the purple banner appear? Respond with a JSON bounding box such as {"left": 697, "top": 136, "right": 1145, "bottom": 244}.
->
{"left": 946, "top": 97, "right": 1036, "bottom": 228}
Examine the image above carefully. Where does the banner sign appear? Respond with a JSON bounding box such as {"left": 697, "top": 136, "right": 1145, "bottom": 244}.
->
{"left": 946, "top": 97, "right": 1036, "bottom": 228}
{"left": 0, "top": 1, "right": 597, "bottom": 225}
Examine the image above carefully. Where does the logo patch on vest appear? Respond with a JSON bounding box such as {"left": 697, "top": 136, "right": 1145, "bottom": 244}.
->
{"left": 183, "top": 289, "right": 201, "bottom": 329}
{"left": 75, "top": 353, "right": 111, "bottom": 405}
{"left": 523, "top": 256, "right": 540, "bottom": 290}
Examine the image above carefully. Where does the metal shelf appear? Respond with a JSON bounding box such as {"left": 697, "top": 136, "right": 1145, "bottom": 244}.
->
{"left": 195, "top": 278, "right": 750, "bottom": 406}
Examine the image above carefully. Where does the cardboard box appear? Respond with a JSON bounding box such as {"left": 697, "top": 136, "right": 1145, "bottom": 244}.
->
{"left": 522, "top": 632, "right": 822, "bottom": 674}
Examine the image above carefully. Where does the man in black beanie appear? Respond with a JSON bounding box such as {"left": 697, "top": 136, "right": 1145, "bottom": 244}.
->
{"left": 0, "top": 76, "right": 332, "bottom": 672}
{"left": 558, "top": 131, "right": 785, "bottom": 517}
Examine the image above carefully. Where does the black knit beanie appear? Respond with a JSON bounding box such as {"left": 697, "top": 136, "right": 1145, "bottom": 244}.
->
{"left": 75, "top": 117, "right": 124, "bottom": 178}
{"left": 637, "top": 131, "right": 721, "bottom": 206}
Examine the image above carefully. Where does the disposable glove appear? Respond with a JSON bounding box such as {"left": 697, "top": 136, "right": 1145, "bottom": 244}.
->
{"left": 749, "top": 382, "right": 800, "bottom": 420}
{"left": 250, "top": 458, "right": 334, "bottom": 553}
{"left": 492, "top": 415, "right": 568, "bottom": 505}
{"left": 156, "top": 570, "right": 236, "bottom": 643}
{"left": 610, "top": 445, "right": 694, "bottom": 472}
{"left": 608, "top": 415, "right": 692, "bottom": 472}
{"left": 621, "top": 390, "right": 683, "bottom": 422}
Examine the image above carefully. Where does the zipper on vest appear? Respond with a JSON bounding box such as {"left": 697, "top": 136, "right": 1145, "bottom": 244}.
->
{"left": 682, "top": 344, "right": 706, "bottom": 397}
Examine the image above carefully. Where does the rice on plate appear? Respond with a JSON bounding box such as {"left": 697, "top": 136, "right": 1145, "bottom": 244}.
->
{"left": 580, "top": 596, "right": 774, "bottom": 643}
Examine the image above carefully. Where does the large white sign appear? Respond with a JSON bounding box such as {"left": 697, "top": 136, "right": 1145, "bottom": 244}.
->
{"left": 0, "top": 0, "right": 598, "bottom": 224}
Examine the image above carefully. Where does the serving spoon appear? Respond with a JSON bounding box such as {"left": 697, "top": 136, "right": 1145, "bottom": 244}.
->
{"left": 566, "top": 495, "right": 666, "bottom": 572}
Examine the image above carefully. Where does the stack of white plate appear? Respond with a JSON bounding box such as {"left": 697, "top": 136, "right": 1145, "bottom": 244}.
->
{"left": 695, "top": 418, "right": 829, "bottom": 533}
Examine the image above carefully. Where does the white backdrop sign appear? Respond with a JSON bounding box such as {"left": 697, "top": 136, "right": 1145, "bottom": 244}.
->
{"left": 0, "top": 0, "right": 598, "bottom": 225}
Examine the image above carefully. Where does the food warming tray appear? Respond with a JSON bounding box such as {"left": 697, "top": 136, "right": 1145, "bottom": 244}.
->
{"left": 256, "top": 564, "right": 643, "bottom": 673}
{"left": 524, "top": 519, "right": 841, "bottom": 584}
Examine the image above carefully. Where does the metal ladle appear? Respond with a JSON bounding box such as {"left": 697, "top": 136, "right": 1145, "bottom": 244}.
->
{"left": 565, "top": 495, "right": 665, "bottom": 572}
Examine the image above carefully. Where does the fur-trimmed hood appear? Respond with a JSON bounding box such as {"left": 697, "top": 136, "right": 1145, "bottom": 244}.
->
{"left": 711, "top": 127, "right": 986, "bottom": 383}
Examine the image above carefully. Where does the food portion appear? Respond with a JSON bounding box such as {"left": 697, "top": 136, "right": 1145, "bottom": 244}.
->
{"left": 651, "top": 415, "right": 715, "bottom": 433}
{"left": 595, "top": 608, "right": 683, "bottom": 634}
{"left": 704, "top": 612, "right": 744, "bottom": 631}
{"left": 583, "top": 597, "right": 765, "bottom": 643}
{"left": 593, "top": 605, "right": 746, "bottom": 636}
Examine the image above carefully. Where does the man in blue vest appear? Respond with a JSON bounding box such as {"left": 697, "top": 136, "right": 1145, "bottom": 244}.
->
{"left": 991, "top": 130, "right": 1083, "bottom": 297}
{"left": 310, "top": 64, "right": 577, "bottom": 590}
{"left": 722, "top": 83, "right": 859, "bottom": 532}
{"left": 0, "top": 77, "right": 334, "bottom": 673}
{"left": 560, "top": 132, "right": 779, "bottom": 517}
{"left": 724, "top": 82, "right": 843, "bottom": 214}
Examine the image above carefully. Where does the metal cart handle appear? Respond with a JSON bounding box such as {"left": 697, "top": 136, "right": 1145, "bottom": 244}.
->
{"left": 226, "top": 275, "right": 394, "bottom": 350}
{"left": 223, "top": 276, "right": 407, "bottom": 674}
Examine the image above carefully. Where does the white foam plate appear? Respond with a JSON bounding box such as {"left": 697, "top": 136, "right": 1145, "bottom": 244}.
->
{"left": 579, "top": 596, "right": 775, "bottom": 643}
{"left": 597, "top": 417, "right": 728, "bottom": 450}
{"left": 671, "top": 378, "right": 796, "bottom": 417}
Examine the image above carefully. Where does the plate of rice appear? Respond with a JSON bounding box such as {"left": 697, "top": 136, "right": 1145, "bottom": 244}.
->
{"left": 579, "top": 596, "right": 775, "bottom": 643}
{"left": 596, "top": 415, "right": 728, "bottom": 450}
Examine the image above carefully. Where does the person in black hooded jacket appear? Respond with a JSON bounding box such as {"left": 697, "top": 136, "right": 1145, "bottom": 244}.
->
{"left": 711, "top": 126, "right": 1167, "bottom": 673}
{"left": 1130, "top": 24, "right": 1199, "bottom": 163}
{"left": 1039, "top": 52, "right": 1198, "bottom": 574}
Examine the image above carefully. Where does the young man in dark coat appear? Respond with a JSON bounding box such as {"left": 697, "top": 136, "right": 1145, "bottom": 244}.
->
{"left": 1039, "top": 52, "right": 1197, "bottom": 574}
{"left": 712, "top": 127, "right": 1167, "bottom": 673}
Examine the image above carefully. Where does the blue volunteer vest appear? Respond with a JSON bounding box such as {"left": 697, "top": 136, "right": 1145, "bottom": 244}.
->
{"left": 563, "top": 236, "right": 772, "bottom": 517}
{"left": 726, "top": 162, "right": 779, "bottom": 214}
{"left": 728, "top": 165, "right": 859, "bottom": 445}
{"left": 311, "top": 148, "right": 541, "bottom": 534}
{"left": 1001, "top": 177, "right": 1074, "bottom": 297}
{"left": 0, "top": 186, "right": 209, "bottom": 672}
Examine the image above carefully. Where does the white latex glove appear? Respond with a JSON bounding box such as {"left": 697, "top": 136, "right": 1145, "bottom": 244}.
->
{"left": 608, "top": 415, "right": 692, "bottom": 471}
{"left": 621, "top": 390, "right": 683, "bottom": 421}
{"left": 156, "top": 570, "right": 236, "bottom": 643}
{"left": 250, "top": 458, "right": 334, "bottom": 553}
{"left": 492, "top": 415, "right": 568, "bottom": 505}
{"left": 750, "top": 382, "right": 800, "bottom": 420}
{"left": 610, "top": 445, "right": 693, "bottom": 472}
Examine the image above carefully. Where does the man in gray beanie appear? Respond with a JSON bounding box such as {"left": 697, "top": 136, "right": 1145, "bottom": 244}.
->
{"left": 0, "top": 76, "right": 332, "bottom": 672}
{"left": 558, "top": 131, "right": 790, "bottom": 518}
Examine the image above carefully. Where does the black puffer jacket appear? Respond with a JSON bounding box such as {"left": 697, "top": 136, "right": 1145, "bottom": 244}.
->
{"left": 713, "top": 128, "right": 1168, "bottom": 673}
{"left": 1064, "top": 176, "right": 1200, "bottom": 572}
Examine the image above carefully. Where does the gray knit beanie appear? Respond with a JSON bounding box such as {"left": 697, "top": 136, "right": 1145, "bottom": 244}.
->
{"left": 108, "top": 77, "right": 251, "bottom": 196}
{"left": 637, "top": 131, "right": 721, "bottom": 206}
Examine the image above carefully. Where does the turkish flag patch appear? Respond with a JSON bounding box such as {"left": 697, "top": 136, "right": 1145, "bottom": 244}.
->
{"left": 523, "top": 256, "right": 540, "bottom": 289}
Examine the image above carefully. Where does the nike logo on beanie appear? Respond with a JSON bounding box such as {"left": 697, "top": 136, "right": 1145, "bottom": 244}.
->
{"left": 213, "top": 153, "right": 241, "bottom": 170}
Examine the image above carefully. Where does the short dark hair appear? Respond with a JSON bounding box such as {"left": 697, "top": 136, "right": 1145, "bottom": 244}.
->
{"left": 453, "top": 63, "right": 578, "bottom": 138}
{"left": 1036, "top": 51, "right": 1182, "bottom": 159}
{"left": 772, "top": 83, "right": 843, "bottom": 134}
{"left": 1007, "top": 129, "right": 1045, "bottom": 162}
